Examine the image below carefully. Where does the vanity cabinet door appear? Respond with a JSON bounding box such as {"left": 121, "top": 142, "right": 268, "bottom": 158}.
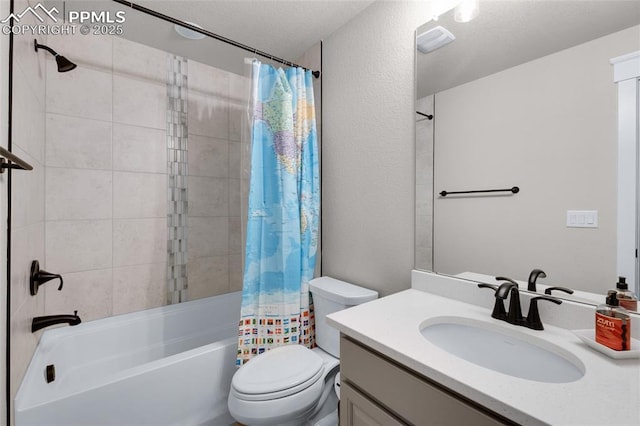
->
{"left": 340, "top": 336, "right": 512, "bottom": 426}
{"left": 340, "top": 382, "right": 406, "bottom": 426}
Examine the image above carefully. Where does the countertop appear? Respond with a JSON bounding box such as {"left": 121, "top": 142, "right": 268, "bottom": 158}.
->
{"left": 327, "top": 288, "right": 640, "bottom": 425}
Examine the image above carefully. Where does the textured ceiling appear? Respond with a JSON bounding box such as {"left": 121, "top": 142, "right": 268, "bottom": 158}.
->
{"left": 136, "top": 0, "right": 376, "bottom": 60}
{"left": 417, "top": 0, "right": 640, "bottom": 97}
{"left": 47, "top": 0, "right": 375, "bottom": 74}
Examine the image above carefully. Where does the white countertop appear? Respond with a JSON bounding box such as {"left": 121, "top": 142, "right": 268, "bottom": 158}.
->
{"left": 327, "top": 288, "right": 640, "bottom": 425}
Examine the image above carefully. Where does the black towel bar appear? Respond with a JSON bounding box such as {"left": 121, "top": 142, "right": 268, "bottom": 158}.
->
{"left": 416, "top": 111, "right": 433, "bottom": 120}
{"left": 439, "top": 186, "right": 520, "bottom": 197}
{"left": 0, "top": 146, "right": 33, "bottom": 173}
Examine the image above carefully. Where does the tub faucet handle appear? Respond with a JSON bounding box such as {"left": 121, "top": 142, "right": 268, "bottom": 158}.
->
{"left": 30, "top": 260, "right": 64, "bottom": 296}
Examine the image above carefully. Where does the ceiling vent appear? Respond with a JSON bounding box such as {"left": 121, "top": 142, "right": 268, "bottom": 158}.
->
{"left": 417, "top": 26, "right": 455, "bottom": 54}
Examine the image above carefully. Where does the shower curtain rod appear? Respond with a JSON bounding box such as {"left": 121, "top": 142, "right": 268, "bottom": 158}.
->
{"left": 111, "top": 0, "right": 321, "bottom": 78}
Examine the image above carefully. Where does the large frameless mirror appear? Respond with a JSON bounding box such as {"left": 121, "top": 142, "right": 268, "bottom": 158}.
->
{"left": 415, "top": 0, "right": 640, "bottom": 305}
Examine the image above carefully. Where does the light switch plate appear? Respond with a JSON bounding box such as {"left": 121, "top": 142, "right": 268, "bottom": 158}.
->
{"left": 566, "top": 210, "right": 598, "bottom": 228}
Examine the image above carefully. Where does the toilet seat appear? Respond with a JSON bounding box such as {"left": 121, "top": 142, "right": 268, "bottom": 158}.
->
{"left": 231, "top": 345, "right": 324, "bottom": 401}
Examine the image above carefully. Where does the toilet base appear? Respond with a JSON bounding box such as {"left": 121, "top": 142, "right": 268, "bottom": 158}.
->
{"left": 306, "top": 382, "right": 338, "bottom": 426}
{"left": 229, "top": 368, "right": 339, "bottom": 426}
{"left": 311, "top": 408, "right": 338, "bottom": 426}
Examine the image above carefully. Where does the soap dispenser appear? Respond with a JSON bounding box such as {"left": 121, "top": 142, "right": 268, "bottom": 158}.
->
{"left": 614, "top": 276, "right": 638, "bottom": 312}
{"left": 595, "top": 291, "right": 630, "bottom": 351}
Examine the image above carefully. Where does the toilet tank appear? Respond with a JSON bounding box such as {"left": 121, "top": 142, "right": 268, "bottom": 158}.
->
{"left": 309, "top": 277, "right": 378, "bottom": 358}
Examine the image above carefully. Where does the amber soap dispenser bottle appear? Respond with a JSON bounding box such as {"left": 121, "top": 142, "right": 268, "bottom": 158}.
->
{"left": 596, "top": 291, "right": 631, "bottom": 351}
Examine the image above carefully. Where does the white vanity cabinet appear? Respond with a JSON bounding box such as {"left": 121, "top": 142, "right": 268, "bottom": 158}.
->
{"left": 339, "top": 336, "right": 512, "bottom": 426}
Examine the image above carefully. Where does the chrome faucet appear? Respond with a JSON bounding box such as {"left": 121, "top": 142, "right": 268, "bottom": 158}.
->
{"left": 32, "top": 311, "right": 81, "bottom": 333}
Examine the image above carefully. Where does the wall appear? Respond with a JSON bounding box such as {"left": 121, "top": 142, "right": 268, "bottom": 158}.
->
{"left": 186, "top": 58, "right": 246, "bottom": 300}
{"left": 9, "top": 0, "right": 47, "bottom": 413}
{"left": 432, "top": 26, "right": 640, "bottom": 293}
{"left": 9, "top": 29, "right": 246, "bottom": 411}
{"left": 322, "top": 1, "right": 437, "bottom": 296}
{"left": 415, "top": 94, "right": 433, "bottom": 271}
{"left": 43, "top": 34, "right": 168, "bottom": 318}
{"left": 0, "top": 0, "right": 10, "bottom": 419}
{"left": 40, "top": 32, "right": 245, "bottom": 315}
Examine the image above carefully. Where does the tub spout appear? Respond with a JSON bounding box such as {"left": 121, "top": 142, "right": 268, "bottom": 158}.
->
{"left": 32, "top": 310, "right": 81, "bottom": 333}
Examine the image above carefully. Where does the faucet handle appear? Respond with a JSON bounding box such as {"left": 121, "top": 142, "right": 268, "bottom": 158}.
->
{"left": 30, "top": 260, "right": 64, "bottom": 295}
{"left": 544, "top": 286, "right": 574, "bottom": 296}
{"left": 525, "top": 296, "right": 562, "bottom": 330}
{"left": 495, "top": 276, "right": 519, "bottom": 288}
{"left": 477, "top": 283, "right": 507, "bottom": 320}
{"left": 477, "top": 283, "right": 498, "bottom": 291}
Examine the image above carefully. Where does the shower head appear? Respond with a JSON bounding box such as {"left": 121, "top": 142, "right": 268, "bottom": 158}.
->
{"left": 54, "top": 55, "right": 77, "bottom": 72}
{"left": 34, "top": 39, "right": 77, "bottom": 72}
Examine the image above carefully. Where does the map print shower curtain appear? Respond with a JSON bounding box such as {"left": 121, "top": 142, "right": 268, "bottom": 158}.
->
{"left": 237, "top": 61, "right": 319, "bottom": 365}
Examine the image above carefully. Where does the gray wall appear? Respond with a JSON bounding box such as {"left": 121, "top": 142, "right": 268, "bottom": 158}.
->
{"left": 322, "top": 1, "right": 436, "bottom": 296}
{"left": 10, "top": 0, "right": 47, "bottom": 412}
{"left": 432, "top": 26, "right": 640, "bottom": 293}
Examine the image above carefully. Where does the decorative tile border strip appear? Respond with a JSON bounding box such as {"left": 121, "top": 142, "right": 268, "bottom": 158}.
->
{"left": 166, "top": 55, "right": 189, "bottom": 304}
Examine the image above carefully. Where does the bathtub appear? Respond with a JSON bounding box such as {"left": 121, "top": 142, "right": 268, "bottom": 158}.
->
{"left": 15, "top": 291, "right": 241, "bottom": 426}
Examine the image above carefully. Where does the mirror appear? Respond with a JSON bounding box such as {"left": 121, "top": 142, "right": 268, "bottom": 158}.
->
{"left": 415, "top": 0, "right": 640, "bottom": 305}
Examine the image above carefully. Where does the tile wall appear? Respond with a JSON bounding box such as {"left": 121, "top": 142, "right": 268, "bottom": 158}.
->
{"left": 43, "top": 34, "right": 168, "bottom": 318}
{"left": 10, "top": 0, "right": 47, "bottom": 406}
{"left": 186, "top": 60, "right": 246, "bottom": 300}
{"left": 10, "top": 28, "right": 247, "bottom": 407}
{"left": 415, "top": 94, "right": 434, "bottom": 271}
{"left": 41, "top": 33, "right": 246, "bottom": 316}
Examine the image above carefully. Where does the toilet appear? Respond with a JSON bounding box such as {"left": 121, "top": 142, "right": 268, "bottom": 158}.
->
{"left": 228, "top": 277, "right": 378, "bottom": 426}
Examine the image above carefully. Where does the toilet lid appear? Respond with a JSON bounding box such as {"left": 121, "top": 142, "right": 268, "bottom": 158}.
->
{"left": 232, "top": 345, "right": 324, "bottom": 397}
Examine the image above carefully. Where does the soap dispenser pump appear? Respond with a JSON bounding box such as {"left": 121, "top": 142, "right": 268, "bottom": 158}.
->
{"left": 615, "top": 276, "right": 638, "bottom": 312}
{"left": 595, "top": 291, "right": 631, "bottom": 351}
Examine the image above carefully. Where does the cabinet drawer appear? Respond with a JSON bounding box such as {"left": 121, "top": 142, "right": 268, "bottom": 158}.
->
{"left": 341, "top": 382, "right": 406, "bottom": 426}
{"left": 340, "top": 336, "right": 511, "bottom": 426}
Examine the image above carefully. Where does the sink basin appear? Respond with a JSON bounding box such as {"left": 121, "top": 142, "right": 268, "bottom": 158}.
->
{"left": 420, "top": 317, "right": 584, "bottom": 383}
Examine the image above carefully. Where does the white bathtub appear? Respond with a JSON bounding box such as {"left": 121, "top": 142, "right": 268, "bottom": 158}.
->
{"left": 15, "top": 291, "right": 241, "bottom": 426}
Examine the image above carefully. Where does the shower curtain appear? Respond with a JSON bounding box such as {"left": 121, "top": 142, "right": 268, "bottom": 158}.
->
{"left": 236, "top": 61, "right": 319, "bottom": 365}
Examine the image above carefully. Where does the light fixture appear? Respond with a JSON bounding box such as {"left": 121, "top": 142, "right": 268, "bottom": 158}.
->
{"left": 174, "top": 22, "right": 205, "bottom": 40}
{"left": 454, "top": 0, "right": 479, "bottom": 23}
{"left": 417, "top": 26, "right": 456, "bottom": 54}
